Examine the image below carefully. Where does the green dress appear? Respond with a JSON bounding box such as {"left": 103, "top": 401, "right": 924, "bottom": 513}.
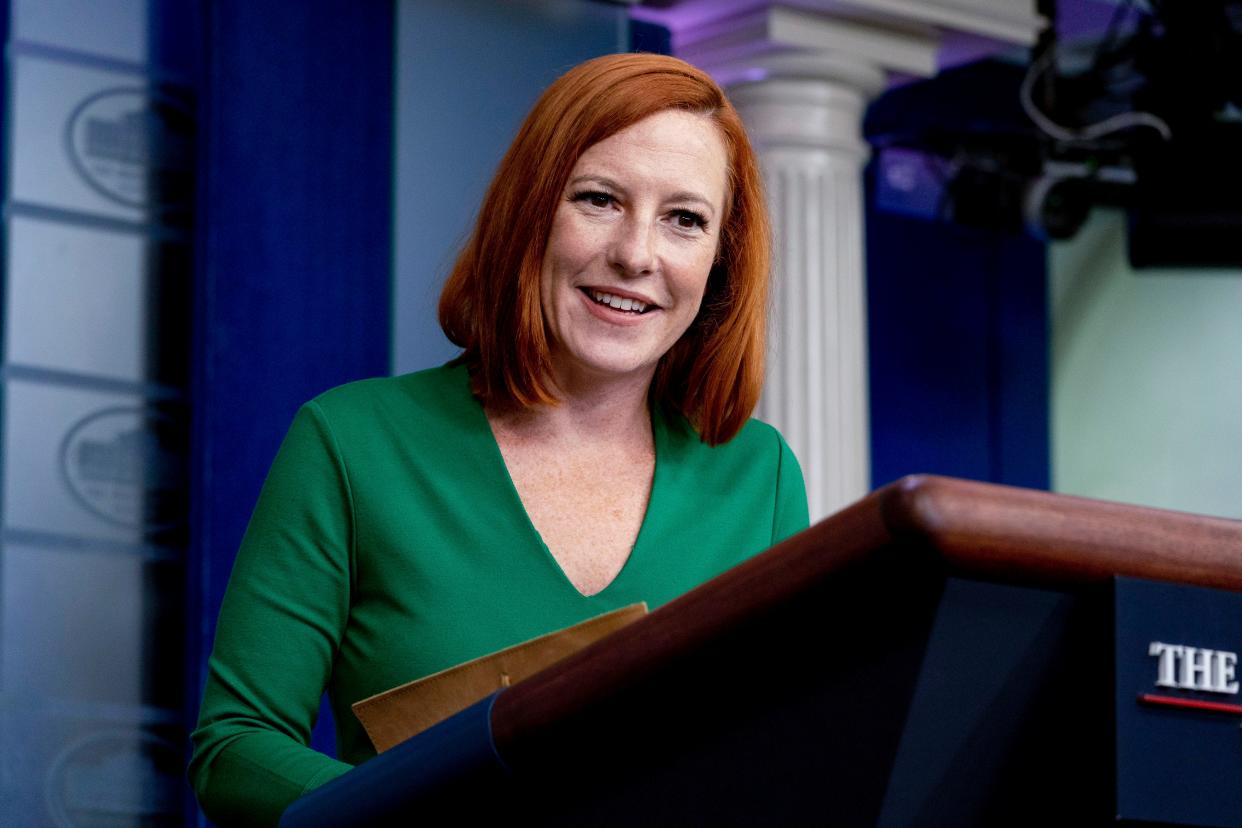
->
{"left": 189, "top": 363, "right": 809, "bottom": 826}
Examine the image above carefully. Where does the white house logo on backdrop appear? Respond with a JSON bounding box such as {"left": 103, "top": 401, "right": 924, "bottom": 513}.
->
{"left": 59, "top": 406, "right": 187, "bottom": 532}
{"left": 1141, "top": 641, "right": 1242, "bottom": 714}
{"left": 64, "top": 86, "right": 193, "bottom": 211}
{"left": 44, "top": 729, "right": 181, "bottom": 828}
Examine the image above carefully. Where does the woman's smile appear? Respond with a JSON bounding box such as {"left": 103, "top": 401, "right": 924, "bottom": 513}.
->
{"left": 577, "top": 286, "right": 659, "bottom": 326}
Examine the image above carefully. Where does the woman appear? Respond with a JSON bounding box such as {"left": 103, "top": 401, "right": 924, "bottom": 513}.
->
{"left": 190, "top": 53, "right": 808, "bottom": 825}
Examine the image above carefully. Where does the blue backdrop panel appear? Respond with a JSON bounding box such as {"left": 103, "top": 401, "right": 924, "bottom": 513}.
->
{"left": 189, "top": 0, "right": 392, "bottom": 763}
{"left": 866, "top": 196, "right": 1049, "bottom": 490}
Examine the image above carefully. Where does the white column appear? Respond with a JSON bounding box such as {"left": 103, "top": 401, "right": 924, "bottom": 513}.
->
{"left": 730, "top": 77, "right": 873, "bottom": 521}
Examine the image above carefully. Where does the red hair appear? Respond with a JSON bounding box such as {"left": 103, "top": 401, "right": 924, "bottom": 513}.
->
{"left": 438, "top": 53, "right": 770, "bottom": 445}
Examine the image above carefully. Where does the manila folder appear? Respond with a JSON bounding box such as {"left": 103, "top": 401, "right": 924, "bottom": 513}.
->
{"left": 352, "top": 602, "right": 648, "bottom": 753}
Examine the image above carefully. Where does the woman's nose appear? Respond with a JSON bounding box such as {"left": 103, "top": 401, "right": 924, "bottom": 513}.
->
{"left": 608, "top": 216, "right": 656, "bottom": 277}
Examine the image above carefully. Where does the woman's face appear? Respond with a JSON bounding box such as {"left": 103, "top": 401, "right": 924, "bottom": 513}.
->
{"left": 540, "top": 109, "right": 729, "bottom": 389}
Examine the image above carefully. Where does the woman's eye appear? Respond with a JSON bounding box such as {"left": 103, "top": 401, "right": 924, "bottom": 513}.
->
{"left": 573, "top": 191, "right": 613, "bottom": 208}
{"left": 673, "top": 210, "right": 707, "bottom": 230}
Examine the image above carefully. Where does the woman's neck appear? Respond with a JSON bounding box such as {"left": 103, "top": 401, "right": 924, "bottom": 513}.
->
{"left": 488, "top": 364, "right": 654, "bottom": 446}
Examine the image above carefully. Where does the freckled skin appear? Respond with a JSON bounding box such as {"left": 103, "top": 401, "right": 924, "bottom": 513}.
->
{"left": 490, "top": 111, "right": 729, "bottom": 597}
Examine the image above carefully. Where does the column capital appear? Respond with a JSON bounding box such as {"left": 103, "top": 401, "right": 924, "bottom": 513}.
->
{"left": 635, "top": 1, "right": 1046, "bottom": 92}
{"left": 729, "top": 77, "right": 871, "bottom": 158}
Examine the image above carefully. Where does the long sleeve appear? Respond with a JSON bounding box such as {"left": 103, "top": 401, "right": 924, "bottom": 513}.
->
{"left": 189, "top": 402, "right": 356, "bottom": 827}
{"left": 771, "top": 432, "right": 811, "bottom": 544}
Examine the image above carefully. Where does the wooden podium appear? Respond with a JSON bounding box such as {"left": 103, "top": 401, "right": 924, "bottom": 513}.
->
{"left": 281, "top": 475, "right": 1242, "bottom": 827}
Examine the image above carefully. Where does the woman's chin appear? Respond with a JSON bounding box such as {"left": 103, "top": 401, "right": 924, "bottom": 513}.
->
{"left": 551, "top": 348, "right": 659, "bottom": 387}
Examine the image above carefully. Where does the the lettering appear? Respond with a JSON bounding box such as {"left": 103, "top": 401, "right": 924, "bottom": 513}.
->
{"left": 1149, "top": 641, "right": 1181, "bottom": 687}
{"left": 1148, "top": 642, "right": 1240, "bottom": 694}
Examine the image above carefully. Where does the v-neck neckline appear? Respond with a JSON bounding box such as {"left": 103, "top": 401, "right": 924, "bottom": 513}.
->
{"left": 464, "top": 374, "right": 664, "bottom": 600}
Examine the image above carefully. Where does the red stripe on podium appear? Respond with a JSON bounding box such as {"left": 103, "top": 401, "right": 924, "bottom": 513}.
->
{"left": 1138, "top": 693, "right": 1242, "bottom": 715}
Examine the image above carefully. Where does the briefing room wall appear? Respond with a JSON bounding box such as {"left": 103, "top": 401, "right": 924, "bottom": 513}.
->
{"left": 391, "top": 0, "right": 629, "bottom": 375}
{"left": 1050, "top": 209, "right": 1242, "bottom": 519}
{"left": 0, "top": 0, "right": 197, "bottom": 822}
{"left": 865, "top": 197, "right": 1050, "bottom": 493}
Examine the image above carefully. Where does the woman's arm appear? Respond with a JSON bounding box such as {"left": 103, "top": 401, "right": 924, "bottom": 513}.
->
{"left": 189, "top": 402, "right": 356, "bottom": 827}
